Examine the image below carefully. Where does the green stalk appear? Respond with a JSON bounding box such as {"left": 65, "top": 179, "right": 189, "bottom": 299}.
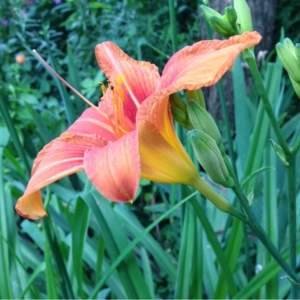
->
{"left": 286, "top": 155, "right": 298, "bottom": 298}
{"left": 190, "top": 177, "right": 249, "bottom": 224}
{"left": 232, "top": 183, "right": 300, "bottom": 285}
{"left": 168, "top": 0, "right": 178, "bottom": 52}
{"left": 245, "top": 55, "right": 289, "bottom": 154}
{"left": 264, "top": 143, "right": 278, "bottom": 298}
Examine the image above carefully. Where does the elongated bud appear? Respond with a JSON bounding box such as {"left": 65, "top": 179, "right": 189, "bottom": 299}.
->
{"left": 170, "top": 93, "right": 191, "bottom": 127}
{"left": 224, "top": 6, "right": 237, "bottom": 27}
{"left": 188, "top": 129, "right": 234, "bottom": 188}
{"left": 276, "top": 39, "right": 300, "bottom": 83}
{"left": 171, "top": 107, "right": 189, "bottom": 127}
{"left": 186, "top": 89, "right": 206, "bottom": 109}
{"left": 170, "top": 93, "right": 187, "bottom": 113}
{"left": 200, "top": 5, "right": 223, "bottom": 28}
{"left": 233, "top": 0, "right": 253, "bottom": 33}
{"left": 187, "top": 100, "right": 222, "bottom": 147}
{"left": 210, "top": 16, "right": 236, "bottom": 38}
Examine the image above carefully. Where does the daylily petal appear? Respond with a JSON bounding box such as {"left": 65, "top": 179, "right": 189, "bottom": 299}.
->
{"left": 139, "top": 121, "right": 198, "bottom": 185}
{"left": 84, "top": 130, "right": 140, "bottom": 202}
{"left": 16, "top": 133, "right": 107, "bottom": 220}
{"left": 66, "top": 105, "right": 118, "bottom": 142}
{"left": 137, "top": 94, "right": 194, "bottom": 170}
{"left": 95, "top": 42, "right": 161, "bottom": 123}
{"left": 160, "top": 31, "right": 262, "bottom": 91}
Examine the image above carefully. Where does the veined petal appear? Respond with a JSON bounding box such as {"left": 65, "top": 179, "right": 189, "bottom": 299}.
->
{"left": 84, "top": 130, "right": 140, "bottom": 202}
{"left": 16, "top": 133, "right": 108, "bottom": 220}
{"left": 160, "top": 31, "right": 262, "bottom": 91}
{"left": 139, "top": 121, "right": 198, "bottom": 184}
{"left": 95, "top": 42, "right": 160, "bottom": 122}
{"left": 66, "top": 105, "right": 118, "bottom": 142}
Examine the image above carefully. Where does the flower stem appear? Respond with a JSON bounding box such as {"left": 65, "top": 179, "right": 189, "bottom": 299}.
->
{"left": 190, "top": 177, "right": 249, "bottom": 224}
{"left": 232, "top": 182, "right": 300, "bottom": 285}
{"left": 245, "top": 54, "right": 290, "bottom": 154}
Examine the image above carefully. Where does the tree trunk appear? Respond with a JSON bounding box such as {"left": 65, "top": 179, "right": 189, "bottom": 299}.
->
{"left": 200, "top": 0, "right": 278, "bottom": 124}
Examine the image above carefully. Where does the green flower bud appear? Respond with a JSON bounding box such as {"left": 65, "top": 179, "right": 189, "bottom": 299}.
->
{"left": 200, "top": 5, "right": 223, "bottom": 29}
{"left": 187, "top": 100, "right": 222, "bottom": 147}
{"left": 276, "top": 39, "right": 300, "bottom": 83}
{"left": 171, "top": 107, "right": 189, "bottom": 127}
{"left": 186, "top": 89, "right": 206, "bottom": 109}
{"left": 269, "top": 139, "right": 289, "bottom": 166}
{"left": 224, "top": 6, "right": 237, "bottom": 27}
{"left": 188, "top": 129, "right": 234, "bottom": 188}
{"left": 233, "top": 0, "right": 253, "bottom": 33}
{"left": 210, "top": 16, "right": 236, "bottom": 38}
{"left": 170, "top": 93, "right": 187, "bottom": 113}
{"left": 201, "top": 5, "right": 237, "bottom": 38}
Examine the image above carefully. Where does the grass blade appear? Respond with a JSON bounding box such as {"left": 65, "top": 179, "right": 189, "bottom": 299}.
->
{"left": 85, "top": 192, "right": 151, "bottom": 299}
{"left": 44, "top": 239, "right": 59, "bottom": 299}
{"left": 174, "top": 202, "right": 195, "bottom": 299}
{"left": 88, "top": 191, "right": 197, "bottom": 299}
{"left": 72, "top": 196, "right": 90, "bottom": 298}
{"left": 141, "top": 247, "right": 155, "bottom": 299}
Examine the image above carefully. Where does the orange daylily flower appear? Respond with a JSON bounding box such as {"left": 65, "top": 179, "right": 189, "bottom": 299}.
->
{"left": 16, "top": 31, "right": 261, "bottom": 219}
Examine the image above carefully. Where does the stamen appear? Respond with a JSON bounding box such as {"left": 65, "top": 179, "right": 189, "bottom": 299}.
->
{"left": 100, "top": 80, "right": 128, "bottom": 138}
{"left": 32, "top": 50, "right": 106, "bottom": 119}
{"left": 115, "top": 74, "right": 140, "bottom": 109}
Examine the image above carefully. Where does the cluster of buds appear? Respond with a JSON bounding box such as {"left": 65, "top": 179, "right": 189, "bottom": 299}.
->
{"left": 201, "top": 0, "right": 253, "bottom": 38}
{"left": 276, "top": 38, "right": 300, "bottom": 99}
{"left": 170, "top": 90, "right": 235, "bottom": 188}
{"left": 187, "top": 98, "right": 234, "bottom": 188}
{"left": 201, "top": 5, "right": 238, "bottom": 38}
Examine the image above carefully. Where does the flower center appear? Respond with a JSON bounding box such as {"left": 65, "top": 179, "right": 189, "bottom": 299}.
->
{"left": 100, "top": 74, "right": 131, "bottom": 138}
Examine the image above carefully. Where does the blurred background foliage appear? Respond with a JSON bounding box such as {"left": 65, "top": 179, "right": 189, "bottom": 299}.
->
{"left": 0, "top": 0, "right": 300, "bottom": 299}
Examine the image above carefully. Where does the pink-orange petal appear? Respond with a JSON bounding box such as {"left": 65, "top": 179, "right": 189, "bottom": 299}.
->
{"left": 95, "top": 42, "right": 160, "bottom": 122}
{"left": 84, "top": 130, "right": 140, "bottom": 202}
{"left": 15, "top": 133, "right": 108, "bottom": 220}
{"left": 160, "top": 31, "right": 262, "bottom": 91}
{"left": 66, "top": 105, "right": 117, "bottom": 142}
